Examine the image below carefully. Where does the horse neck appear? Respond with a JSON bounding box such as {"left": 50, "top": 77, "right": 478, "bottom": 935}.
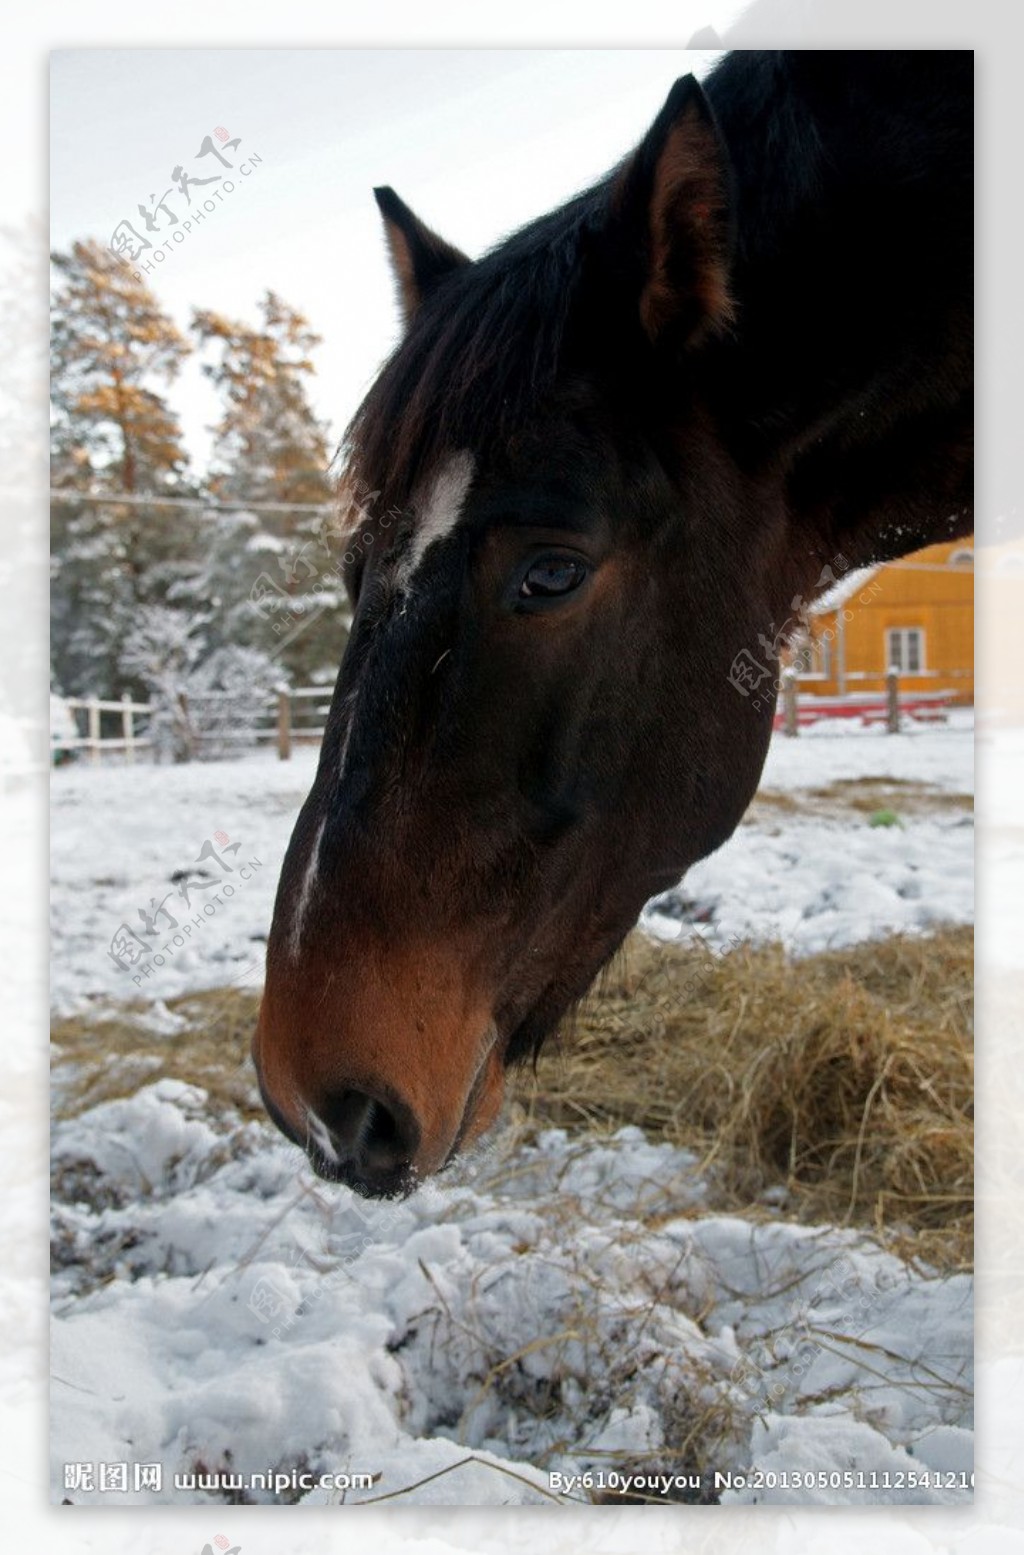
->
{"left": 689, "top": 53, "right": 972, "bottom": 566}
{"left": 703, "top": 53, "right": 972, "bottom": 482}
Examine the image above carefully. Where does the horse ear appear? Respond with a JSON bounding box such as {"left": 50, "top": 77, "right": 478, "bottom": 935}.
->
{"left": 373, "top": 186, "right": 470, "bottom": 324}
{"left": 611, "top": 75, "right": 734, "bottom": 348}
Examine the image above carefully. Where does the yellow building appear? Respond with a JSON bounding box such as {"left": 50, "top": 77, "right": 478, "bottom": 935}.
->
{"left": 792, "top": 538, "right": 974, "bottom": 705}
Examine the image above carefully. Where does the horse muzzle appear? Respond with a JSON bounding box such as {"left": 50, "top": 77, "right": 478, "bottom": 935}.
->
{"left": 252, "top": 943, "right": 506, "bottom": 1197}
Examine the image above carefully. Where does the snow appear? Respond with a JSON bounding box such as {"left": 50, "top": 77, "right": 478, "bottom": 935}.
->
{"left": 49, "top": 713, "right": 975, "bottom": 1011}
{"left": 808, "top": 563, "right": 880, "bottom": 615}
{"left": 50, "top": 1090, "right": 973, "bottom": 1508}
{"left": 645, "top": 811, "right": 972, "bottom": 953}
{"left": 760, "top": 706, "right": 973, "bottom": 790}
{"left": 645, "top": 712, "right": 973, "bottom": 950}
{"left": 48, "top": 714, "right": 977, "bottom": 1506}
{"left": 50, "top": 750, "right": 306, "bottom": 1013}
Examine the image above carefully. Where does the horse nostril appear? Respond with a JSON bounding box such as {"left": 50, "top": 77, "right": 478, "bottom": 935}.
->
{"left": 317, "top": 1086, "right": 420, "bottom": 1177}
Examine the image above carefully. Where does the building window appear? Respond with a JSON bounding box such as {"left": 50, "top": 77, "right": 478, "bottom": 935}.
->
{"left": 790, "top": 633, "right": 830, "bottom": 677}
{"left": 949, "top": 548, "right": 974, "bottom": 568}
{"left": 887, "top": 627, "right": 925, "bottom": 674}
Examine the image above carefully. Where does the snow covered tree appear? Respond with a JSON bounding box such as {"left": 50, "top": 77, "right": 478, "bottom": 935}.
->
{"left": 191, "top": 291, "right": 347, "bottom": 683}
{"left": 120, "top": 606, "right": 282, "bottom": 761}
{"left": 187, "top": 643, "right": 285, "bottom": 759}
{"left": 119, "top": 605, "right": 205, "bottom": 761}
{"left": 51, "top": 259, "right": 348, "bottom": 718}
{"left": 50, "top": 240, "right": 198, "bottom": 697}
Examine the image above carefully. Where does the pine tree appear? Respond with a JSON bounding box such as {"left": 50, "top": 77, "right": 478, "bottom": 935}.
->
{"left": 192, "top": 290, "right": 333, "bottom": 511}
{"left": 51, "top": 239, "right": 191, "bottom": 493}
{"left": 192, "top": 292, "right": 347, "bottom": 682}
{"left": 50, "top": 241, "right": 197, "bottom": 697}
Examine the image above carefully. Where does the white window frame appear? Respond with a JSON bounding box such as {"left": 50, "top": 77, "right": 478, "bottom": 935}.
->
{"left": 886, "top": 627, "right": 926, "bottom": 674}
{"left": 790, "top": 633, "right": 831, "bottom": 679}
{"left": 816, "top": 634, "right": 832, "bottom": 679}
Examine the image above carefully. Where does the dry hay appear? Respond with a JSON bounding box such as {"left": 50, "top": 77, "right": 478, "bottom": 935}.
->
{"left": 51, "top": 983, "right": 265, "bottom": 1122}
{"left": 511, "top": 925, "right": 973, "bottom": 1271}
{"left": 51, "top": 925, "right": 973, "bottom": 1272}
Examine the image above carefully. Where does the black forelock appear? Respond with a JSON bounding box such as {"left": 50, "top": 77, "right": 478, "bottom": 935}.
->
{"left": 344, "top": 180, "right": 616, "bottom": 519}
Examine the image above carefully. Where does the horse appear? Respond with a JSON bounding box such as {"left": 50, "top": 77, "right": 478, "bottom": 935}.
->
{"left": 253, "top": 50, "right": 972, "bottom": 1197}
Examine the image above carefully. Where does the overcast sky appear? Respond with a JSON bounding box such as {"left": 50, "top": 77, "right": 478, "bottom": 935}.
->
{"left": 49, "top": 46, "right": 736, "bottom": 472}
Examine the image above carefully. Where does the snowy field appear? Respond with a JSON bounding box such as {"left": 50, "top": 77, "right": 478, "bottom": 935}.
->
{"left": 50, "top": 711, "right": 975, "bottom": 1013}
{"left": 49, "top": 714, "right": 976, "bottom": 1506}
{"left": 51, "top": 1091, "right": 972, "bottom": 1508}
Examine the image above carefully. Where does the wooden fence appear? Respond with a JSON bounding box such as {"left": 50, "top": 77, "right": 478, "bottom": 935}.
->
{"left": 53, "top": 669, "right": 965, "bottom": 763}
{"left": 774, "top": 668, "right": 958, "bottom": 735}
{"left": 51, "top": 687, "right": 334, "bottom": 763}
{"left": 269, "top": 688, "right": 333, "bottom": 758}
{"left": 51, "top": 695, "right": 153, "bottom": 762}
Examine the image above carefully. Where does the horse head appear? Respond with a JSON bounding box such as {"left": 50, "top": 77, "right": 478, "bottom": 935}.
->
{"left": 253, "top": 59, "right": 972, "bottom": 1195}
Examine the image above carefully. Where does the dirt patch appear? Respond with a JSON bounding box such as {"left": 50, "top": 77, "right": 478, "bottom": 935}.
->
{"left": 747, "top": 778, "right": 973, "bottom": 822}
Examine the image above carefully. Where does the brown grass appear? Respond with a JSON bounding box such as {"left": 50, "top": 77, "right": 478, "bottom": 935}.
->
{"left": 51, "top": 981, "right": 265, "bottom": 1122}
{"left": 512, "top": 925, "right": 973, "bottom": 1271}
{"left": 747, "top": 778, "right": 973, "bottom": 822}
{"left": 51, "top": 925, "right": 973, "bottom": 1272}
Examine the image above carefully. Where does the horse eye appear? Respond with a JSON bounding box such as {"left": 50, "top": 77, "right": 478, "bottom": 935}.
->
{"left": 518, "top": 556, "right": 589, "bottom": 601}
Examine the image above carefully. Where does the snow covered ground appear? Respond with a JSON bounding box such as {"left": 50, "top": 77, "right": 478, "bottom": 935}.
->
{"left": 51, "top": 1087, "right": 972, "bottom": 1508}
{"left": 49, "top": 711, "right": 975, "bottom": 1012}
{"left": 644, "top": 710, "right": 973, "bottom": 954}
{"left": 49, "top": 713, "right": 976, "bottom": 1506}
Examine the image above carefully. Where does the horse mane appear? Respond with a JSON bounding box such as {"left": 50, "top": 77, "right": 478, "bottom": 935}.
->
{"left": 344, "top": 184, "right": 610, "bottom": 518}
{"left": 342, "top": 52, "right": 837, "bottom": 526}
{"left": 343, "top": 49, "right": 971, "bottom": 528}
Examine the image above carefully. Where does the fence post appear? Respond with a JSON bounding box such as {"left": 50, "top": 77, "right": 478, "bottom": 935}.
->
{"left": 87, "top": 696, "right": 101, "bottom": 764}
{"left": 886, "top": 666, "right": 901, "bottom": 734}
{"left": 121, "top": 691, "right": 135, "bottom": 763}
{"left": 277, "top": 691, "right": 292, "bottom": 761}
{"left": 782, "top": 667, "right": 799, "bottom": 737}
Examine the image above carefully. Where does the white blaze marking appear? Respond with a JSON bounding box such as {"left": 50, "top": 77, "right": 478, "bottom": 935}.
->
{"left": 288, "top": 814, "right": 326, "bottom": 960}
{"left": 396, "top": 450, "right": 474, "bottom": 589}
{"left": 288, "top": 455, "right": 472, "bottom": 960}
{"left": 289, "top": 687, "right": 360, "bottom": 958}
